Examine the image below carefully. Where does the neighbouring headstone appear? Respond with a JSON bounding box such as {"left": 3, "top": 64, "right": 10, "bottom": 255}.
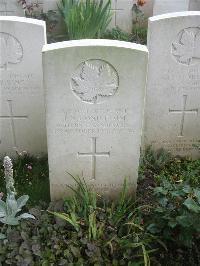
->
{"left": 109, "top": 0, "right": 133, "bottom": 32}
{"left": 144, "top": 11, "right": 200, "bottom": 158}
{"left": 0, "top": 0, "right": 24, "bottom": 16}
{"left": 0, "top": 17, "right": 47, "bottom": 156}
{"left": 43, "top": 39, "right": 148, "bottom": 200}
{"left": 189, "top": 0, "right": 200, "bottom": 11}
{"left": 153, "top": 0, "right": 190, "bottom": 15}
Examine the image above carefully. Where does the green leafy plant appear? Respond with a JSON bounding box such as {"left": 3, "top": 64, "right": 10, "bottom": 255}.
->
{"left": 139, "top": 147, "right": 172, "bottom": 178}
{"left": 154, "top": 158, "right": 200, "bottom": 186}
{"left": 0, "top": 153, "right": 50, "bottom": 204}
{"left": 131, "top": 1, "right": 147, "bottom": 44}
{"left": 147, "top": 178, "right": 200, "bottom": 247}
{"left": 49, "top": 174, "right": 100, "bottom": 238}
{"left": 0, "top": 156, "right": 35, "bottom": 226}
{"left": 58, "top": 0, "right": 112, "bottom": 39}
{"left": 102, "top": 27, "right": 133, "bottom": 42}
{"left": 49, "top": 175, "right": 160, "bottom": 264}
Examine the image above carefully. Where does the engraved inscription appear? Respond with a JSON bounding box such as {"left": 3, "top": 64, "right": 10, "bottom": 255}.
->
{"left": 0, "top": 73, "right": 39, "bottom": 95}
{"left": 54, "top": 108, "right": 134, "bottom": 135}
{"left": 0, "top": 32, "right": 23, "bottom": 70}
{"left": 0, "top": 100, "right": 28, "bottom": 149}
{"left": 169, "top": 95, "right": 198, "bottom": 137}
{"left": 71, "top": 59, "right": 119, "bottom": 104}
{"left": 162, "top": 139, "right": 200, "bottom": 154}
{"left": 172, "top": 27, "right": 200, "bottom": 65}
{"left": 78, "top": 137, "right": 110, "bottom": 180}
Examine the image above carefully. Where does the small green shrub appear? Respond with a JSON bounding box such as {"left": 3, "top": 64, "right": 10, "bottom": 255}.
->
{"left": 154, "top": 157, "right": 200, "bottom": 186}
{"left": 132, "top": 26, "right": 147, "bottom": 44}
{"left": 49, "top": 175, "right": 160, "bottom": 265}
{"left": 147, "top": 178, "right": 200, "bottom": 247}
{"left": 102, "top": 27, "right": 133, "bottom": 42}
{"left": 59, "top": 0, "right": 112, "bottom": 40}
{"left": 139, "top": 147, "right": 172, "bottom": 177}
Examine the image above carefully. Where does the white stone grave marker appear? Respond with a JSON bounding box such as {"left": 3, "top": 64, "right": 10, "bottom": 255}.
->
{"left": 109, "top": 0, "right": 133, "bottom": 32}
{"left": 153, "top": 0, "right": 190, "bottom": 16}
{"left": 0, "top": 17, "right": 47, "bottom": 156}
{"left": 144, "top": 12, "right": 200, "bottom": 158}
{"left": 189, "top": 0, "right": 200, "bottom": 11}
{"left": 0, "top": 0, "right": 25, "bottom": 16}
{"left": 43, "top": 39, "right": 148, "bottom": 200}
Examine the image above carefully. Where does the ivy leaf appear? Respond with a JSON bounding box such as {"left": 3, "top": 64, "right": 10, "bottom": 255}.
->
{"left": 183, "top": 198, "right": 200, "bottom": 213}
{"left": 168, "top": 220, "right": 177, "bottom": 228}
{"left": 147, "top": 223, "right": 161, "bottom": 234}
{"left": 153, "top": 186, "right": 168, "bottom": 195}
{"left": 194, "top": 189, "right": 200, "bottom": 204}
{"left": 176, "top": 215, "right": 192, "bottom": 227}
{"left": 182, "top": 185, "right": 192, "bottom": 194}
{"left": 0, "top": 233, "right": 6, "bottom": 240}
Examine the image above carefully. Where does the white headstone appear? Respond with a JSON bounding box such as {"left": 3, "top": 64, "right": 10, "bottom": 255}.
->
{"left": 0, "top": 17, "right": 47, "bottom": 156}
{"left": 43, "top": 39, "right": 148, "bottom": 200}
{"left": 153, "top": 0, "right": 190, "bottom": 15}
{"left": 189, "top": 0, "right": 200, "bottom": 11}
{"left": 0, "top": 0, "right": 25, "bottom": 16}
{"left": 145, "top": 12, "right": 200, "bottom": 158}
{"left": 109, "top": 0, "right": 133, "bottom": 32}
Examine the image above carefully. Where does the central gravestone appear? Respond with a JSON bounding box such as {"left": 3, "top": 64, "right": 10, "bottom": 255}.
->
{"left": 0, "top": 17, "right": 47, "bottom": 156}
{"left": 145, "top": 12, "right": 200, "bottom": 158}
{"left": 43, "top": 40, "right": 148, "bottom": 200}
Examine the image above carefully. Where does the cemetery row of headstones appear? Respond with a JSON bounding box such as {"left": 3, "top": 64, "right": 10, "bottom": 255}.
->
{"left": 0, "top": 0, "right": 138, "bottom": 33}
{"left": 1, "top": 0, "right": 200, "bottom": 33}
{"left": 1, "top": 12, "right": 200, "bottom": 199}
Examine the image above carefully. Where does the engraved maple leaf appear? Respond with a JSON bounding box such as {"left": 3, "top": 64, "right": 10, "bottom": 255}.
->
{"left": 0, "top": 33, "right": 23, "bottom": 69}
{"left": 172, "top": 29, "right": 200, "bottom": 65}
{"left": 71, "top": 62, "right": 118, "bottom": 103}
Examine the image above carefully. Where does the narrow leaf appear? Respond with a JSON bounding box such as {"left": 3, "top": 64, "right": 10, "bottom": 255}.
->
{"left": 17, "top": 195, "right": 29, "bottom": 210}
{"left": 19, "top": 213, "right": 35, "bottom": 220}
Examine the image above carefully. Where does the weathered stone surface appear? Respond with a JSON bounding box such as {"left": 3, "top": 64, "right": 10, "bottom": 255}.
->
{"left": 109, "top": 0, "right": 133, "bottom": 32}
{"left": 153, "top": 0, "right": 190, "bottom": 15}
{"left": 43, "top": 39, "right": 148, "bottom": 200}
{"left": 0, "top": 17, "right": 47, "bottom": 156}
{"left": 144, "top": 11, "right": 200, "bottom": 158}
{"left": 189, "top": 0, "right": 200, "bottom": 11}
{"left": 0, "top": 0, "right": 24, "bottom": 16}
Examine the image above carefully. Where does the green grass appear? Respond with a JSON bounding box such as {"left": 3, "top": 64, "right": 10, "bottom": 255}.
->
{"left": 0, "top": 154, "right": 50, "bottom": 205}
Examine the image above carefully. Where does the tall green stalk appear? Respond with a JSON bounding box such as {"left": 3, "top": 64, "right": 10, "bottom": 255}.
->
{"left": 59, "top": 0, "right": 112, "bottom": 39}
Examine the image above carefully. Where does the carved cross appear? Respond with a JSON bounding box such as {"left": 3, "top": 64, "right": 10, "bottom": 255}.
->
{"left": 78, "top": 137, "right": 110, "bottom": 180}
{"left": 169, "top": 95, "right": 198, "bottom": 137}
{"left": 0, "top": 100, "right": 28, "bottom": 149}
